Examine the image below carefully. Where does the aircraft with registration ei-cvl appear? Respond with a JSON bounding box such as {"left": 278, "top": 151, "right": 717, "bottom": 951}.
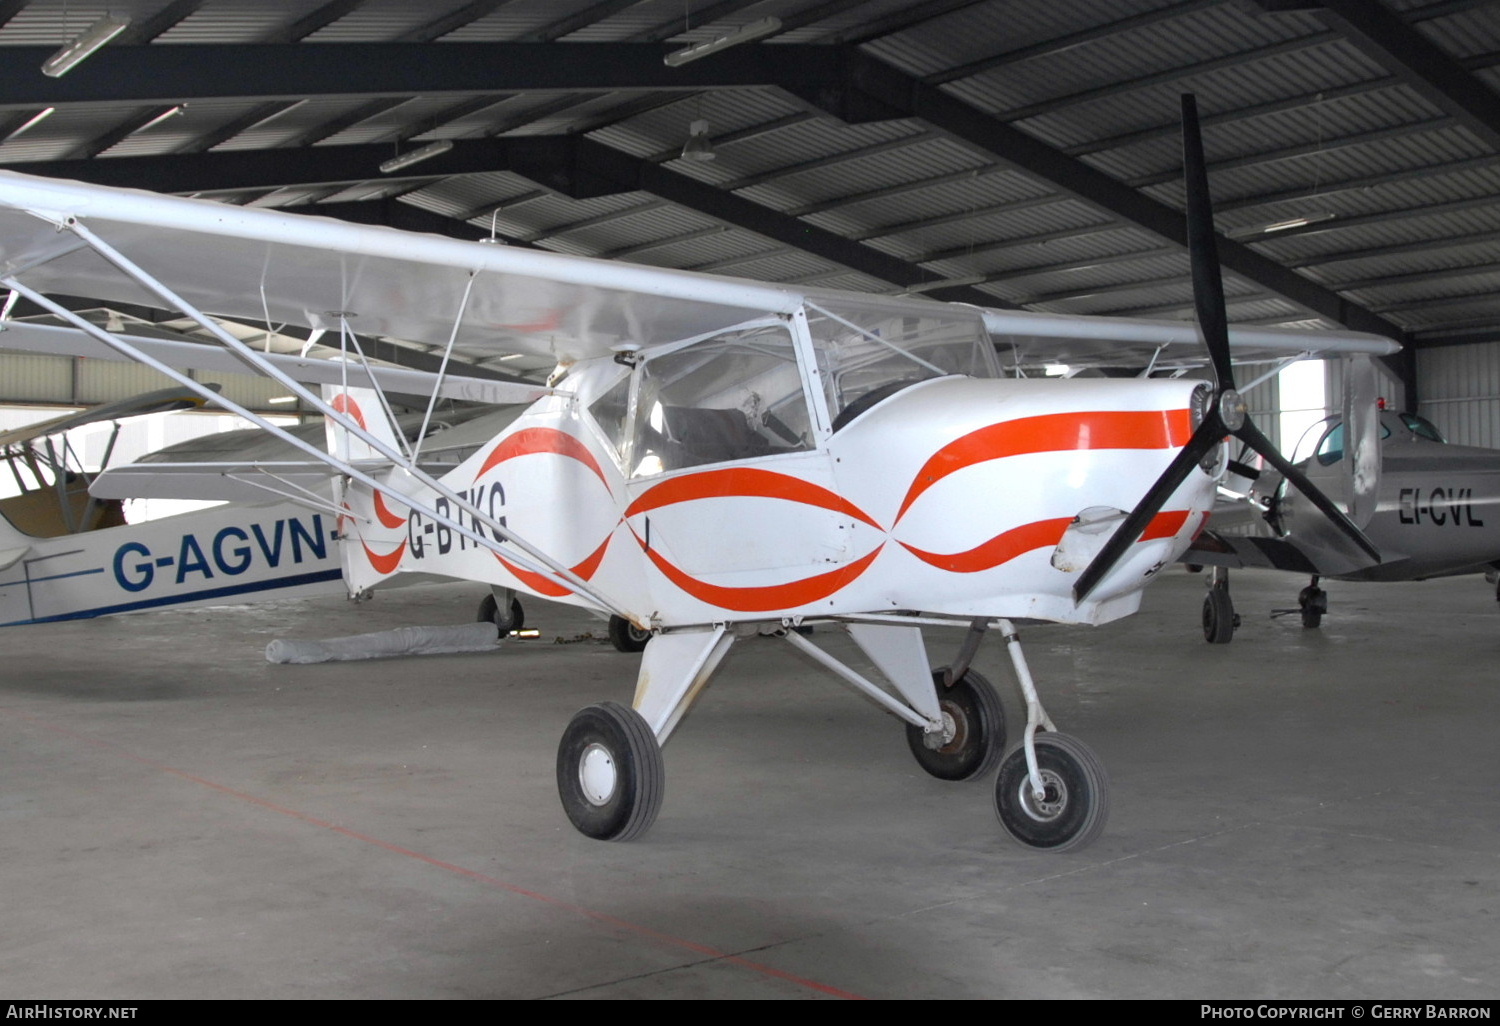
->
{"left": 1183, "top": 387, "right": 1500, "bottom": 642}
{"left": 0, "top": 98, "right": 1399, "bottom": 852}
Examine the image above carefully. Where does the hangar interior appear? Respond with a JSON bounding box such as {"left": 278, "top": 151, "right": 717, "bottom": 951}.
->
{"left": 0, "top": 0, "right": 1498, "bottom": 1001}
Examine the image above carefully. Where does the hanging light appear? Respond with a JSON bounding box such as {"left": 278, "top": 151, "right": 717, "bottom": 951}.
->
{"left": 680, "top": 120, "right": 715, "bottom": 162}
{"left": 378, "top": 139, "right": 454, "bottom": 174}
{"left": 664, "top": 16, "right": 781, "bottom": 67}
{"left": 42, "top": 13, "right": 132, "bottom": 78}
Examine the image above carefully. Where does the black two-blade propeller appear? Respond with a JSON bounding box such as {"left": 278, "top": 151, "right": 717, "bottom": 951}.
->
{"left": 1071, "top": 94, "right": 1380, "bottom": 604}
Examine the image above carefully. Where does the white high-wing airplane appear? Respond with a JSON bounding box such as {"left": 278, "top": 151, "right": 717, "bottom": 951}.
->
{"left": 0, "top": 99, "right": 1399, "bottom": 851}
{"left": 0, "top": 384, "right": 351, "bottom": 626}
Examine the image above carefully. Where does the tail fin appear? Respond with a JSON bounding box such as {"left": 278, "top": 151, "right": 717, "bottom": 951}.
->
{"left": 321, "top": 381, "right": 403, "bottom": 464}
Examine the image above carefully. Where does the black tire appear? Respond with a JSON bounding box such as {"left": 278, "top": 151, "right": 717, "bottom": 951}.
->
{"left": 477, "top": 593, "right": 524, "bottom": 633}
{"left": 608, "top": 614, "right": 651, "bottom": 653}
{"left": 905, "top": 668, "right": 1006, "bottom": 782}
{"left": 1298, "top": 585, "right": 1326, "bottom": 629}
{"left": 556, "top": 702, "right": 664, "bottom": 841}
{"left": 1202, "top": 586, "right": 1236, "bottom": 644}
{"left": 994, "top": 732, "right": 1110, "bottom": 853}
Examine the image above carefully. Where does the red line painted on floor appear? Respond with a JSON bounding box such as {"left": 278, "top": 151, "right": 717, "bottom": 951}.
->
{"left": 5, "top": 708, "right": 864, "bottom": 1000}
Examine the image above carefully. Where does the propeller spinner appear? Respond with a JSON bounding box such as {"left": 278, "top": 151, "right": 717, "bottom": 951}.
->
{"left": 1071, "top": 94, "right": 1380, "bottom": 604}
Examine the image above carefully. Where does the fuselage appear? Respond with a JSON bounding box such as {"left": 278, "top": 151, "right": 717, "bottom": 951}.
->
{"left": 1266, "top": 411, "right": 1500, "bottom": 581}
{"left": 338, "top": 346, "right": 1219, "bottom": 628}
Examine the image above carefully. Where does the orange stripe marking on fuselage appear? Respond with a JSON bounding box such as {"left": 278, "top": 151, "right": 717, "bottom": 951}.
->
{"left": 476, "top": 427, "right": 611, "bottom": 493}
{"left": 900, "top": 509, "right": 1195, "bottom": 574}
{"left": 626, "top": 467, "right": 880, "bottom": 529}
{"left": 496, "top": 536, "right": 612, "bottom": 598}
{"left": 638, "top": 543, "right": 884, "bottom": 613}
{"left": 895, "top": 408, "right": 1193, "bottom": 522}
{"left": 372, "top": 490, "right": 407, "bottom": 529}
{"left": 361, "top": 540, "right": 407, "bottom": 574}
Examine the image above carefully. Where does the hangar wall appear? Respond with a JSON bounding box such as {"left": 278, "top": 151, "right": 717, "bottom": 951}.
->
{"left": 1416, "top": 343, "right": 1500, "bottom": 449}
{"left": 0, "top": 351, "right": 300, "bottom": 415}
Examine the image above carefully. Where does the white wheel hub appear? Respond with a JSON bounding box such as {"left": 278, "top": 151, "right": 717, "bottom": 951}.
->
{"left": 923, "top": 709, "right": 958, "bottom": 751}
{"left": 1017, "top": 768, "right": 1067, "bottom": 822}
{"left": 578, "top": 743, "right": 618, "bottom": 806}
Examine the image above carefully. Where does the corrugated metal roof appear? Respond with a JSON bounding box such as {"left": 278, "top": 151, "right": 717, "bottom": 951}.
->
{"left": 0, "top": 0, "right": 1496, "bottom": 377}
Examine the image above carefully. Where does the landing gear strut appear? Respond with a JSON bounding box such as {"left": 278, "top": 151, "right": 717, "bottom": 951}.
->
{"left": 991, "top": 621, "right": 1110, "bottom": 852}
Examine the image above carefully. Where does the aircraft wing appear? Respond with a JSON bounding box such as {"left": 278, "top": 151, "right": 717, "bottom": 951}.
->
{"left": 88, "top": 461, "right": 348, "bottom": 504}
{"left": 0, "top": 383, "right": 217, "bottom": 448}
{"left": 1181, "top": 529, "right": 1403, "bottom": 577}
{"left": 0, "top": 170, "right": 1400, "bottom": 377}
{"left": 981, "top": 309, "right": 1401, "bottom": 375}
{"left": 0, "top": 171, "right": 801, "bottom": 368}
{"left": 0, "top": 321, "right": 549, "bottom": 406}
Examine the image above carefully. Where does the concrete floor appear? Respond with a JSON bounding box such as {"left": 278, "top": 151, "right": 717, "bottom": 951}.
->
{"left": 1, "top": 567, "right": 1496, "bottom": 1000}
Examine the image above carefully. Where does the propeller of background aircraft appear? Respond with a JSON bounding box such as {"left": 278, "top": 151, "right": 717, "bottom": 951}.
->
{"left": 1072, "top": 94, "right": 1381, "bottom": 604}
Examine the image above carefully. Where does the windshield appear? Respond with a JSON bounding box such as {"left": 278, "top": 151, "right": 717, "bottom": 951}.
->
{"left": 803, "top": 297, "right": 997, "bottom": 431}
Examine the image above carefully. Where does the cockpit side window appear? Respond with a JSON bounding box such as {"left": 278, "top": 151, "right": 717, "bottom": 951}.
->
{"left": 1315, "top": 421, "right": 1345, "bottom": 466}
{"left": 617, "top": 323, "right": 813, "bottom": 478}
{"left": 1400, "top": 412, "right": 1446, "bottom": 443}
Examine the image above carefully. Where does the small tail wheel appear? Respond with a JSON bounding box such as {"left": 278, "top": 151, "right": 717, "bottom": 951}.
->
{"left": 905, "top": 668, "right": 1006, "bottom": 781}
{"left": 1202, "top": 585, "right": 1238, "bottom": 644}
{"left": 557, "top": 702, "right": 664, "bottom": 842}
{"left": 477, "top": 593, "right": 524, "bottom": 633}
{"left": 994, "top": 732, "right": 1110, "bottom": 852}
{"left": 1298, "top": 583, "right": 1326, "bottom": 629}
{"left": 608, "top": 614, "right": 652, "bottom": 652}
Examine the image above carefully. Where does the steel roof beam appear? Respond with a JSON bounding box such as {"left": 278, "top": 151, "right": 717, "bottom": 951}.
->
{"left": 1252, "top": 0, "right": 1500, "bottom": 152}
{"left": 798, "top": 50, "right": 1408, "bottom": 340}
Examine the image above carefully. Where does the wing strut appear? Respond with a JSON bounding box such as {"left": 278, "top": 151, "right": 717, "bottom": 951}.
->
{"left": 1072, "top": 95, "right": 1380, "bottom": 603}
{"left": 1, "top": 221, "right": 630, "bottom": 618}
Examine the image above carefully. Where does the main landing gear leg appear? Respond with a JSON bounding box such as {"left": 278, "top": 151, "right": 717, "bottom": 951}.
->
{"left": 1202, "top": 566, "right": 1239, "bottom": 644}
{"left": 557, "top": 626, "right": 734, "bottom": 841}
{"left": 991, "top": 620, "right": 1110, "bottom": 853}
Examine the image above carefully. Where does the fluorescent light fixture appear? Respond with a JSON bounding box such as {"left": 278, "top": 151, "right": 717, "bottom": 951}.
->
{"left": 1043, "top": 364, "right": 1072, "bottom": 377}
{"left": 680, "top": 119, "right": 715, "bottom": 162}
{"left": 6, "top": 107, "right": 55, "bottom": 141}
{"left": 1229, "top": 212, "right": 1336, "bottom": 238}
{"left": 267, "top": 396, "right": 298, "bottom": 405}
{"left": 134, "top": 105, "right": 185, "bottom": 133}
{"left": 42, "top": 13, "right": 131, "bottom": 78}
{"left": 664, "top": 16, "right": 781, "bottom": 67}
{"left": 378, "top": 139, "right": 454, "bottom": 174}
{"left": 1259, "top": 212, "right": 1335, "bottom": 234}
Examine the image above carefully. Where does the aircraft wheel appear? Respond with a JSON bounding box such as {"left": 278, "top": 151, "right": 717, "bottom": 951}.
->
{"left": 1298, "top": 584, "right": 1326, "bottom": 629}
{"left": 477, "top": 593, "right": 524, "bottom": 633}
{"left": 557, "top": 702, "right": 664, "bottom": 841}
{"left": 1202, "top": 586, "right": 1237, "bottom": 644}
{"left": 994, "top": 732, "right": 1110, "bottom": 853}
{"left": 905, "top": 669, "right": 1006, "bottom": 781}
{"left": 608, "top": 614, "right": 652, "bottom": 652}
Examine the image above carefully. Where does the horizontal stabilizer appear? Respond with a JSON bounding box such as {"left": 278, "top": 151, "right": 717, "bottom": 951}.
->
{"left": 90, "top": 460, "right": 384, "bottom": 503}
{"left": 0, "top": 545, "right": 31, "bottom": 572}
